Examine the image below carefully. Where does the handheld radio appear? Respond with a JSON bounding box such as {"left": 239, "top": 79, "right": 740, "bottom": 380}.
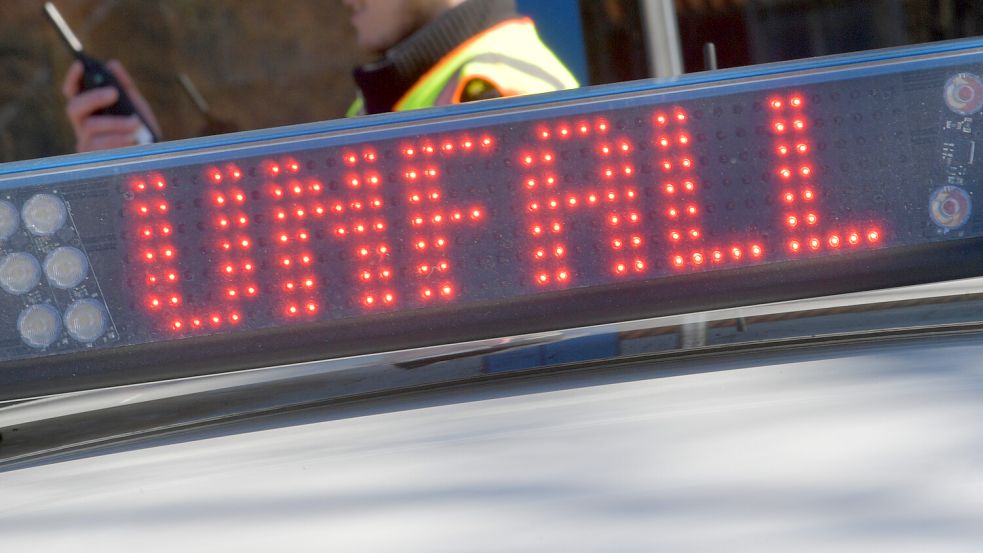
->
{"left": 44, "top": 2, "right": 158, "bottom": 144}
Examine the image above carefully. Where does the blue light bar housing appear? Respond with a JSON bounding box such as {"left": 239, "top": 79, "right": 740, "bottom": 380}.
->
{"left": 2, "top": 38, "right": 983, "bottom": 400}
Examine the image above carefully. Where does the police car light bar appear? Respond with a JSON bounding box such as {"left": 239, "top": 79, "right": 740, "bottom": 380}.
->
{"left": 2, "top": 39, "right": 983, "bottom": 400}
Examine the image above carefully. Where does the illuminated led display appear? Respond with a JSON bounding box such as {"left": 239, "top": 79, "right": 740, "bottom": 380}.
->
{"left": 3, "top": 40, "right": 983, "bottom": 397}
{"left": 120, "top": 89, "right": 894, "bottom": 335}
{"left": 399, "top": 137, "right": 484, "bottom": 303}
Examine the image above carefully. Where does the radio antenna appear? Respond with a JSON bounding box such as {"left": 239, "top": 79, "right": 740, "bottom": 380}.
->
{"left": 44, "top": 2, "right": 85, "bottom": 56}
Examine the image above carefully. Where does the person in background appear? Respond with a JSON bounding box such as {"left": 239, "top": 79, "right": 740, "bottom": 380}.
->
{"left": 62, "top": 0, "right": 578, "bottom": 152}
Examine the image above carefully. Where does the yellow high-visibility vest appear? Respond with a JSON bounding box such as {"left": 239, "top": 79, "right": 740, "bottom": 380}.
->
{"left": 348, "top": 17, "right": 578, "bottom": 116}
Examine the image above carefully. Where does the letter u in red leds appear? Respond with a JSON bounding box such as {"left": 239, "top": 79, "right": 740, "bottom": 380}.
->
{"left": 127, "top": 173, "right": 187, "bottom": 332}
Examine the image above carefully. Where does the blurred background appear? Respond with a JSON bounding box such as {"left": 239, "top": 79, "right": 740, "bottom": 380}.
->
{"left": 1, "top": 0, "right": 981, "bottom": 163}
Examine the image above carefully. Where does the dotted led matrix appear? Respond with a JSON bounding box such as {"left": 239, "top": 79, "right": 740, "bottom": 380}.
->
{"left": 522, "top": 117, "right": 644, "bottom": 287}
{"left": 205, "top": 164, "right": 252, "bottom": 329}
{"left": 769, "top": 94, "right": 881, "bottom": 254}
{"left": 400, "top": 137, "right": 488, "bottom": 303}
{"left": 130, "top": 174, "right": 184, "bottom": 330}
{"left": 265, "top": 159, "right": 320, "bottom": 319}
{"left": 655, "top": 108, "right": 764, "bottom": 270}
{"left": 107, "top": 80, "right": 909, "bottom": 350}
{"left": 655, "top": 109, "right": 700, "bottom": 269}
{"left": 339, "top": 148, "right": 393, "bottom": 310}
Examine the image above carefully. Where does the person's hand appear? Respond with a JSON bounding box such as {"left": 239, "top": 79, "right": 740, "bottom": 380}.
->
{"left": 62, "top": 60, "right": 162, "bottom": 152}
